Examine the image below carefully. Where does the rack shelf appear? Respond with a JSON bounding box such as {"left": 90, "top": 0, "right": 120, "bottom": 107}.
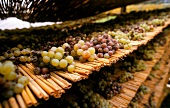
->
{"left": 109, "top": 34, "right": 170, "bottom": 107}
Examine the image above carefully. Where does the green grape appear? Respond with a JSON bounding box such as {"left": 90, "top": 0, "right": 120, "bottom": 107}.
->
{"left": 78, "top": 40, "right": 85, "bottom": 46}
{"left": 74, "top": 44, "right": 81, "bottom": 51}
{"left": 65, "top": 56, "right": 74, "bottom": 64}
{"left": 43, "top": 56, "right": 50, "bottom": 63}
{"left": 56, "top": 47, "right": 64, "bottom": 53}
{"left": 124, "top": 44, "right": 132, "bottom": 50}
{"left": 0, "top": 56, "right": 5, "bottom": 61}
{"left": 71, "top": 50, "right": 77, "bottom": 57}
{"left": 13, "top": 83, "right": 24, "bottom": 94}
{"left": 47, "top": 51, "right": 55, "bottom": 58}
{"left": 4, "top": 52, "right": 9, "bottom": 58}
{"left": 67, "top": 65, "right": 75, "bottom": 72}
{"left": 79, "top": 56, "right": 86, "bottom": 63}
{"left": 51, "top": 59, "right": 59, "bottom": 66}
{"left": 77, "top": 49, "right": 83, "bottom": 56}
{"left": 41, "top": 51, "right": 48, "bottom": 57}
{"left": 5, "top": 71, "right": 17, "bottom": 81}
{"left": 54, "top": 52, "right": 63, "bottom": 60}
{"left": 8, "top": 53, "right": 14, "bottom": 58}
{"left": 50, "top": 47, "right": 57, "bottom": 52}
{"left": 1, "top": 62, "right": 14, "bottom": 75}
{"left": 104, "top": 53, "right": 110, "bottom": 59}
{"left": 62, "top": 43, "right": 70, "bottom": 49}
{"left": 18, "top": 76, "right": 29, "bottom": 86}
{"left": 88, "top": 54, "right": 95, "bottom": 62}
{"left": 88, "top": 47, "right": 95, "bottom": 55}
{"left": 14, "top": 50, "right": 21, "bottom": 56}
{"left": 59, "top": 59, "right": 68, "bottom": 68}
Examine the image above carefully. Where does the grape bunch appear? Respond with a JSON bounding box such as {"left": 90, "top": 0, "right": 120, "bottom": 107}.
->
{"left": 97, "top": 80, "right": 123, "bottom": 99}
{"left": 140, "top": 23, "right": 154, "bottom": 32}
{"left": 40, "top": 46, "right": 75, "bottom": 73}
{"left": 108, "top": 31, "right": 132, "bottom": 50}
{"left": 0, "top": 45, "right": 39, "bottom": 64}
{"left": 71, "top": 40, "right": 96, "bottom": 62}
{"left": 152, "top": 62, "right": 160, "bottom": 70}
{"left": 90, "top": 34, "right": 119, "bottom": 58}
{"left": 151, "top": 19, "right": 165, "bottom": 26}
{"left": 76, "top": 84, "right": 113, "bottom": 108}
{"left": 118, "top": 72, "right": 134, "bottom": 83}
{"left": 136, "top": 48, "right": 155, "bottom": 60}
{"left": 147, "top": 73, "right": 156, "bottom": 80}
{"left": 0, "top": 61, "right": 29, "bottom": 101}
{"left": 138, "top": 84, "right": 150, "bottom": 95}
{"left": 90, "top": 67, "right": 123, "bottom": 99}
{"left": 121, "top": 56, "right": 146, "bottom": 72}
{"left": 128, "top": 85, "right": 150, "bottom": 108}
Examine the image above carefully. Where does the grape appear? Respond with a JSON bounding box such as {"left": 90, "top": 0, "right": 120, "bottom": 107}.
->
{"left": 54, "top": 52, "right": 63, "bottom": 60}
{"left": 0, "top": 76, "right": 6, "bottom": 85}
{"left": 51, "top": 59, "right": 59, "bottom": 66}
{"left": 0, "top": 56, "right": 5, "bottom": 61}
{"left": 18, "top": 76, "right": 29, "bottom": 86}
{"left": 82, "top": 51, "right": 91, "bottom": 59}
{"left": 59, "top": 59, "right": 68, "bottom": 68}
{"left": 65, "top": 56, "right": 74, "bottom": 64}
{"left": 107, "top": 46, "right": 112, "bottom": 50}
{"left": 78, "top": 40, "right": 85, "bottom": 46}
{"left": 41, "top": 68, "right": 49, "bottom": 74}
{"left": 17, "top": 44, "right": 23, "bottom": 49}
{"left": 50, "top": 47, "right": 57, "bottom": 52}
{"left": 85, "top": 42, "right": 91, "bottom": 47}
{"left": 14, "top": 50, "right": 21, "bottom": 56}
{"left": 67, "top": 65, "right": 75, "bottom": 72}
{"left": 5, "top": 72, "right": 17, "bottom": 81}
{"left": 56, "top": 47, "right": 64, "bottom": 53}
{"left": 8, "top": 53, "right": 14, "bottom": 58}
{"left": 3, "top": 81, "right": 16, "bottom": 90}
{"left": 79, "top": 56, "right": 86, "bottom": 62}
{"left": 77, "top": 49, "right": 83, "bottom": 56}
{"left": 101, "top": 39, "right": 107, "bottom": 43}
{"left": 97, "top": 53, "right": 103, "bottom": 58}
{"left": 101, "top": 43, "right": 107, "bottom": 48}
{"left": 104, "top": 53, "right": 110, "bottom": 59}
{"left": 71, "top": 50, "right": 77, "bottom": 57}
{"left": 95, "top": 44, "right": 101, "bottom": 50}
{"left": 88, "top": 55, "right": 95, "bottom": 62}
{"left": 43, "top": 56, "right": 50, "bottom": 63}
{"left": 103, "top": 48, "right": 109, "bottom": 53}
{"left": 98, "top": 48, "right": 103, "bottom": 53}
{"left": 108, "top": 51, "right": 114, "bottom": 56}
{"left": 124, "top": 44, "right": 132, "bottom": 50}
{"left": 81, "top": 45, "right": 88, "bottom": 51}
{"left": 19, "top": 56, "right": 27, "bottom": 62}
{"left": 13, "top": 83, "right": 24, "bottom": 94}
{"left": 34, "top": 67, "right": 41, "bottom": 75}
{"left": 41, "top": 51, "right": 48, "bottom": 57}
{"left": 108, "top": 41, "right": 114, "bottom": 46}
{"left": 74, "top": 44, "right": 81, "bottom": 51}
{"left": 0, "top": 62, "right": 14, "bottom": 75}
{"left": 62, "top": 43, "right": 70, "bottom": 49}
{"left": 4, "top": 52, "right": 9, "bottom": 58}
{"left": 98, "top": 36, "right": 103, "bottom": 42}
{"left": 4, "top": 90, "right": 14, "bottom": 98}
{"left": 48, "top": 51, "right": 55, "bottom": 58}
{"left": 88, "top": 47, "right": 95, "bottom": 55}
